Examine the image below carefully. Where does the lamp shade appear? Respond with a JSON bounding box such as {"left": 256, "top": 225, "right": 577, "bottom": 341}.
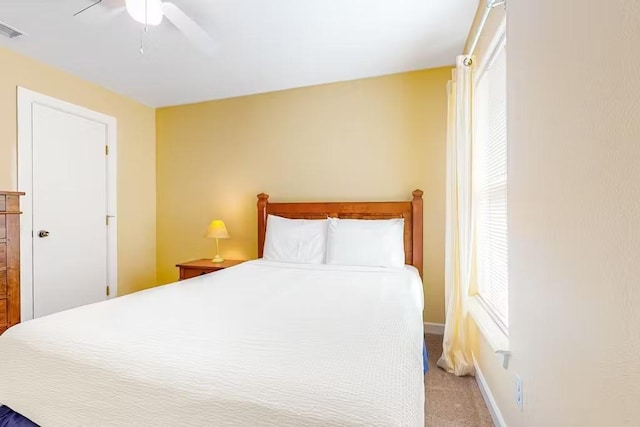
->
{"left": 206, "top": 220, "right": 229, "bottom": 239}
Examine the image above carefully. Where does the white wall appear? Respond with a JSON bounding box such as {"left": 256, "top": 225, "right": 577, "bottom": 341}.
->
{"left": 501, "top": 0, "right": 640, "bottom": 425}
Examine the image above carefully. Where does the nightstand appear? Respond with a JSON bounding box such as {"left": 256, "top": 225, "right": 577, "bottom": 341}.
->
{"left": 176, "top": 259, "right": 246, "bottom": 280}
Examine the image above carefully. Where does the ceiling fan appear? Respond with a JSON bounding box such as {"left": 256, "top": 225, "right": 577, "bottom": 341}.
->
{"left": 74, "top": 0, "right": 215, "bottom": 55}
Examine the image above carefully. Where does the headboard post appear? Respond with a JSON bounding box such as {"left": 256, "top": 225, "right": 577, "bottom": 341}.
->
{"left": 411, "top": 189, "right": 424, "bottom": 278}
{"left": 257, "top": 193, "right": 270, "bottom": 258}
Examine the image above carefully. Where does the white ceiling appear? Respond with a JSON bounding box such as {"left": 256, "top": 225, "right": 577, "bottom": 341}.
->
{"left": 0, "top": 0, "right": 477, "bottom": 107}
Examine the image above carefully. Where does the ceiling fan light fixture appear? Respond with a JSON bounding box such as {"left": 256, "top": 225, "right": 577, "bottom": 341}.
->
{"left": 125, "top": 0, "right": 163, "bottom": 26}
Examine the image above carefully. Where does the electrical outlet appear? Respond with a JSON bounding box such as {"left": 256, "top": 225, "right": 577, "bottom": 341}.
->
{"left": 515, "top": 375, "right": 524, "bottom": 410}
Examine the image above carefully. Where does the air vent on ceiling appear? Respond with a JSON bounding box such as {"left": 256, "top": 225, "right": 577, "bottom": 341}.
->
{"left": 0, "top": 20, "right": 24, "bottom": 39}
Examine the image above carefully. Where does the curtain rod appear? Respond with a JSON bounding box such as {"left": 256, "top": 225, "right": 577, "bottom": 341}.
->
{"left": 464, "top": 0, "right": 506, "bottom": 66}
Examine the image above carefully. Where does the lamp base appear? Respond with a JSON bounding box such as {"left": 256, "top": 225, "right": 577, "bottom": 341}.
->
{"left": 212, "top": 255, "right": 224, "bottom": 263}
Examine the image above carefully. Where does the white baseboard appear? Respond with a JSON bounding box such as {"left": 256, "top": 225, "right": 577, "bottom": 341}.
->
{"left": 473, "top": 356, "right": 507, "bottom": 427}
{"left": 424, "top": 322, "right": 445, "bottom": 335}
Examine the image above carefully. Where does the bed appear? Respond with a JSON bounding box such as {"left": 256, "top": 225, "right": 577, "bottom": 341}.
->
{"left": 0, "top": 191, "right": 426, "bottom": 427}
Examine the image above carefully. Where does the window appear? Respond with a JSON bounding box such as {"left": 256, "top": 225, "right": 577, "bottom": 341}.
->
{"left": 473, "top": 35, "right": 508, "bottom": 332}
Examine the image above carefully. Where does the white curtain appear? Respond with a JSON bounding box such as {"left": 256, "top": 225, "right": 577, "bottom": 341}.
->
{"left": 437, "top": 56, "right": 475, "bottom": 377}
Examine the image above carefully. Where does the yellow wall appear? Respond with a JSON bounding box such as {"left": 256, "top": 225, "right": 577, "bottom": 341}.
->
{"left": 469, "top": 0, "right": 640, "bottom": 425}
{"left": 0, "top": 47, "right": 157, "bottom": 295}
{"left": 156, "top": 68, "right": 452, "bottom": 324}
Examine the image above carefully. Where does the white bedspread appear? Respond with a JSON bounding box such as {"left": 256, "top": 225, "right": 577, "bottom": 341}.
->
{"left": 0, "top": 260, "right": 425, "bottom": 426}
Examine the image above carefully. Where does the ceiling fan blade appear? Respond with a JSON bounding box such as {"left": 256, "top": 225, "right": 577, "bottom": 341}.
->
{"left": 74, "top": 0, "right": 103, "bottom": 16}
{"left": 74, "top": 0, "right": 124, "bottom": 21}
{"left": 161, "top": 2, "right": 215, "bottom": 56}
{"left": 104, "top": 6, "right": 126, "bottom": 20}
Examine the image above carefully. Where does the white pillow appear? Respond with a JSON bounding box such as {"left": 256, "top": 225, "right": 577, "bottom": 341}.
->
{"left": 263, "top": 215, "right": 328, "bottom": 264}
{"left": 326, "top": 217, "right": 405, "bottom": 268}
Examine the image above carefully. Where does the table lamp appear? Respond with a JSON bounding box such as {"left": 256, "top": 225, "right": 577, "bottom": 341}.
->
{"left": 206, "top": 219, "right": 229, "bottom": 263}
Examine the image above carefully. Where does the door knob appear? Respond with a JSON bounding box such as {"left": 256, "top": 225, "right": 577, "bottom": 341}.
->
{"left": 38, "top": 230, "right": 50, "bottom": 238}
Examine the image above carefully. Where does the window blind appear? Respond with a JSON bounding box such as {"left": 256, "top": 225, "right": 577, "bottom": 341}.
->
{"left": 474, "top": 41, "right": 508, "bottom": 331}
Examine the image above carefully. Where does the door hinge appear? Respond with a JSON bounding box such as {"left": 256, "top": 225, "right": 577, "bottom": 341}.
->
{"left": 105, "top": 145, "right": 109, "bottom": 155}
{"left": 106, "top": 285, "right": 110, "bottom": 297}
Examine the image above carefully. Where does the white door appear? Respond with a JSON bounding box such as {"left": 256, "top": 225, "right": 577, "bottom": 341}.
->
{"left": 31, "top": 104, "right": 109, "bottom": 318}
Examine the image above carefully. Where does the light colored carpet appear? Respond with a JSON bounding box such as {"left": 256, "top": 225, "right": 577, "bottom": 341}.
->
{"left": 424, "top": 334, "right": 495, "bottom": 427}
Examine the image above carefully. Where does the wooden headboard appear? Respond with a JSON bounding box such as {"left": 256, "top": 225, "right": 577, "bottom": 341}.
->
{"left": 257, "top": 190, "right": 423, "bottom": 278}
